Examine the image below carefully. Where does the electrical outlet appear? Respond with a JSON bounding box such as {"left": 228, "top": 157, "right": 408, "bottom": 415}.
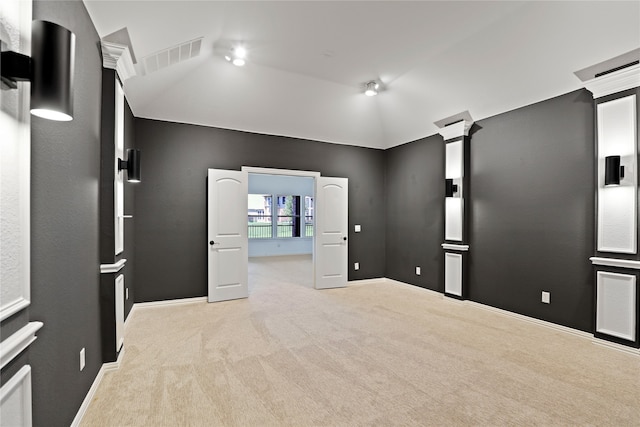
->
{"left": 354, "top": 262, "right": 360, "bottom": 270}
{"left": 126, "top": 287, "right": 129, "bottom": 300}
{"left": 416, "top": 266, "right": 421, "bottom": 275}
{"left": 541, "top": 291, "right": 550, "bottom": 304}
{"left": 80, "top": 348, "right": 85, "bottom": 371}
{"left": 354, "top": 224, "right": 361, "bottom": 232}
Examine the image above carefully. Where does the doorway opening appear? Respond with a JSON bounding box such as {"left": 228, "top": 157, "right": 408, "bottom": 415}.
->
{"left": 246, "top": 170, "right": 315, "bottom": 293}
{"left": 207, "top": 166, "right": 348, "bottom": 303}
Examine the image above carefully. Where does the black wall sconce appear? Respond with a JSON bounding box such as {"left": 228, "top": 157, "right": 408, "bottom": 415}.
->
{"left": 118, "top": 149, "right": 141, "bottom": 183}
{"left": 604, "top": 155, "right": 624, "bottom": 186}
{"left": 445, "top": 179, "right": 458, "bottom": 197}
{"left": 1, "top": 20, "right": 75, "bottom": 121}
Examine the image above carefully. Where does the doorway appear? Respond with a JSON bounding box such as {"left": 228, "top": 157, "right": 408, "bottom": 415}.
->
{"left": 207, "top": 166, "right": 348, "bottom": 303}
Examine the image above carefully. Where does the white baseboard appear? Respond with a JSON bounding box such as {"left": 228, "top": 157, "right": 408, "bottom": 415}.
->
{"left": 347, "top": 278, "right": 385, "bottom": 286}
{"left": 383, "top": 277, "right": 639, "bottom": 357}
{"left": 383, "top": 278, "right": 444, "bottom": 298}
{"left": 71, "top": 347, "right": 125, "bottom": 427}
{"left": 133, "top": 296, "right": 207, "bottom": 309}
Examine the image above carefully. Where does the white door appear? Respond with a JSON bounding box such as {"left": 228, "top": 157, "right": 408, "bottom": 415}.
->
{"left": 314, "top": 177, "right": 348, "bottom": 289}
{"left": 207, "top": 169, "right": 249, "bottom": 302}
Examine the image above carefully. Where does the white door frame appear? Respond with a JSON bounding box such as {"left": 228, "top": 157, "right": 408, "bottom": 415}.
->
{"left": 242, "top": 166, "right": 324, "bottom": 287}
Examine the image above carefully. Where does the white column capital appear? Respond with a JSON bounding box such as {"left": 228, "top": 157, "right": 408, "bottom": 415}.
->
{"left": 574, "top": 49, "right": 640, "bottom": 99}
{"left": 101, "top": 41, "right": 136, "bottom": 82}
{"left": 434, "top": 111, "right": 475, "bottom": 141}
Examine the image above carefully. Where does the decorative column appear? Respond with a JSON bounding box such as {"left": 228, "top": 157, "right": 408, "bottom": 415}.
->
{"left": 576, "top": 50, "right": 640, "bottom": 348}
{"left": 435, "top": 112, "right": 474, "bottom": 299}
{"left": 98, "top": 37, "right": 137, "bottom": 362}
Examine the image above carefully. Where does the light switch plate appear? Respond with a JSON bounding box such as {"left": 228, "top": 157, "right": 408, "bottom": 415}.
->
{"left": 355, "top": 225, "right": 361, "bottom": 232}
{"left": 80, "top": 348, "right": 85, "bottom": 371}
{"left": 541, "top": 291, "right": 550, "bottom": 304}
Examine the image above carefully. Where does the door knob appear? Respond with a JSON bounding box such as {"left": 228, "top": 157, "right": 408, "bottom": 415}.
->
{"left": 343, "top": 237, "right": 347, "bottom": 241}
{"left": 209, "top": 240, "right": 215, "bottom": 245}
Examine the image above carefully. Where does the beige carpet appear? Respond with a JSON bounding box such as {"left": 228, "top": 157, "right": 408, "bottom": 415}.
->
{"left": 81, "top": 255, "right": 640, "bottom": 426}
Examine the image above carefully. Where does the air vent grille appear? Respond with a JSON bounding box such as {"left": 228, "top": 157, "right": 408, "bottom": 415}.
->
{"left": 142, "top": 37, "right": 202, "bottom": 74}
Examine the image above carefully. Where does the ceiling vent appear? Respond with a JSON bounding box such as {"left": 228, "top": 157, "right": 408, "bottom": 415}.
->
{"left": 142, "top": 37, "right": 202, "bottom": 75}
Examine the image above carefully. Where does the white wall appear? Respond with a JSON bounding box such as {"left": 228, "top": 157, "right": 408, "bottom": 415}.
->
{"left": 248, "top": 173, "right": 313, "bottom": 257}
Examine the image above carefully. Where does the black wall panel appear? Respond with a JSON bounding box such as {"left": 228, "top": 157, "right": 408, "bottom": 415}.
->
{"left": 468, "top": 89, "right": 595, "bottom": 331}
{"left": 134, "top": 120, "right": 386, "bottom": 302}
{"left": 385, "top": 135, "right": 444, "bottom": 290}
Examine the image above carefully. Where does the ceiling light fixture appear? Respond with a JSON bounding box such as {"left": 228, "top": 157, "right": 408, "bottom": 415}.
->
{"left": 364, "top": 81, "right": 379, "bottom": 96}
{"left": 225, "top": 45, "right": 246, "bottom": 67}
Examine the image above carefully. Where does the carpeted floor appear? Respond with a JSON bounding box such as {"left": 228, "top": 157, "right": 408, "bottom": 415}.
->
{"left": 81, "top": 255, "right": 640, "bottom": 426}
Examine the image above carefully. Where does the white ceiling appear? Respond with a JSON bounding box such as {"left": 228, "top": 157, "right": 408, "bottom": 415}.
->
{"left": 83, "top": 1, "right": 640, "bottom": 149}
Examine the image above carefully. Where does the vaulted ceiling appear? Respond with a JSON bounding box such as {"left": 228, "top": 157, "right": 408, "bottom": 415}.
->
{"left": 83, "top": 1, "right": 640, "bottom": 149}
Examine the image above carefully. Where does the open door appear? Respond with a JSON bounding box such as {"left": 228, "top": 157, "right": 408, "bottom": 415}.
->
{"left": 207, "top": 169, "right": 248, "bottom": 302}
{"left": 314, "top": 176, "right": 348, "bottom": 289}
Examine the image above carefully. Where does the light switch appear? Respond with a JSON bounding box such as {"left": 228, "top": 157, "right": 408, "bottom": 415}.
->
{"left": 541, "top": 291, "right": 550, "bottom": 304}
{"left": 355, "top": 225, "right": 361, "bottom": 232}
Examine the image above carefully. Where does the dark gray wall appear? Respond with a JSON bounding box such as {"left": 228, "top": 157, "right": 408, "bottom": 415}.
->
{"left": 385, "top": 134, "right": 444, "bottom": 290}
{"left": 30, "top": 1, "right": 103, "bottom": 426}
{"left": 134, "top": 120, "right": 386, "bottom": 302}
{"left": 468, "top": 89, "right": 595, "bottom": 331}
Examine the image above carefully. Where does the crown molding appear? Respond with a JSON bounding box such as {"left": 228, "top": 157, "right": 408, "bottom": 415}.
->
{"left": 435, "top": 111, "right": 475, "bottom": 141}
{"left": 101, "top": 40, "right": 136, "bottom": 82}
{"left": 583, "top": 64, "right": 640, "bottom": 99}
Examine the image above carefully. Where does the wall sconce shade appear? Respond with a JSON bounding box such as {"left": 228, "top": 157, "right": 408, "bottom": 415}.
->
{"left": 118, "top": 149, "right": 141, "bottom": 182}
{"left": 1, "top": 20, "right": 75, "bottom": 121}
{"left": 604, "top": 155, "right": 624, "bottom": 186}
{"left": 445, "top": 179, "right": 458, "bottom": 197}
{"left": 31, "top": 20, "right": 76, "bottom": 121}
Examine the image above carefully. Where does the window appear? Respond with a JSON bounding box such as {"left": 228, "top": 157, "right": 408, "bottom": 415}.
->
{"left": 305, "top": 196, "right": 314, "bottom": 237}
{"left": 248, "top": 194, "right": 312, "bottom": 239}
{"left": 276, "top": 195, "right": 300, "bottom": 237}
{"left": 248, "top": 194, "right": 272, "bottom": 238}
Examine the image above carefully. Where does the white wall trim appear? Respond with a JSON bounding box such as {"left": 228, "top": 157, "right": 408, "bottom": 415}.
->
{"left": 347, "top": 278, "right": 385, "bottom": 286}
{"left": 441, "top": 243, "right": 469, "bottom": 251}
{"left": 70, "top": 348, "right": 125, "bottom": 427}
{"left": 242, "top": 166, "right": 321, "bottom": 178}
{"left": 101, "top": 40, "right": 136, "bottom": 82}
{"left": 583, "top": 63, "right": 640, "bottom": 99}
{"left": 383, "top": 278, "right": 444, "bottom": 298}
{"left": 133, "top": 296, "right": 207, "bottom": 309}
{"left": 0, "top": 322, "right": 43, "bottom": 369}
{"left": 464, "top": 300, "right": 592, "bottom": 339}
{"left": 438, "top": 120, "right": 474, "bottom": 141}
{"left": 590, "top": 257, "right": 640, "bottom": 270}
{"left": 383, "top": 277, "right": 639, "bottom": 356}
{"left": 0, "top": 365, "right": 32, "bottom": 427}
{"left": 1, "top": 0, "right": 32, "bottom": 324}
{"left": 596, "top": 271, "right": 636, "bottom": 341}
{"left": 100, "top": 258, "right": 127, "bottom": 274}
